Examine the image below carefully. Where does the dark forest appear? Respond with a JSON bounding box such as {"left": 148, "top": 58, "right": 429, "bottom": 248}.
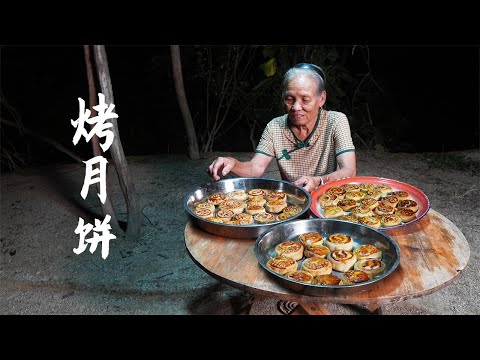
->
{"left": 1, "top": 45, "right": 478, "bottom": 171}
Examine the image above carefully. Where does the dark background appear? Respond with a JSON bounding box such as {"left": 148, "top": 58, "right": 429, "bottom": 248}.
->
{"left": 1, "top": 45, "right": 478, "bottom": 171}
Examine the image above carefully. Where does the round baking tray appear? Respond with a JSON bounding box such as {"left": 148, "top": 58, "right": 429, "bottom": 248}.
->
{"left": 254, "top": 218, "right": 400, "bottom": 295}
{"left": 184, "top": 177, "right": 312, "bottom": 239}
{"left": 310, "top": 176, "right": 430, "bottom": 230}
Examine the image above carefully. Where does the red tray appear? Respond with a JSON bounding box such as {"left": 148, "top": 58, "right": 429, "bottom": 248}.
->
{"left": 310, "top": 176, "right": 430, "bottom": 230}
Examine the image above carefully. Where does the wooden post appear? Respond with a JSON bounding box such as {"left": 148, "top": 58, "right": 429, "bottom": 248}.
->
{"left": 170, "top": 45, "right": 200, "bottom": 160}
{"left": 93, "top": 45, "right": 142, "bottom": 240}
{"left": 83, "top": 45, "right": 121, "bottom": 234}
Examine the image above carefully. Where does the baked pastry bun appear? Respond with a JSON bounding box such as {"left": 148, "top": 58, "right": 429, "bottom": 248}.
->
{"left": 342, "top": 269, "right": 370, "bottom": 284}
{"left": 325, "top": 233, "right": 354, "bottom": 251}
{"left": 350, "top": 205, "right": 374, "bottom": 218}
{"left": 341, "top": 183, "right": 361, "bottom": 192}
{"left": 299, "top": 232, "right": 324, "bottom": 247}
{"left": 195, "top": 202, "right": 215, "bottom": 213}
{"left": 254, "top": 212, "right": 276, "bottom": 223}
{"left": 247, "top": 197, "right": 266, "bottom": 207}
{"left": 375, "top": 185, "right": 393, "bottom": 197}
{"left": 312, "top": 274, "right": 342, "bottom": 286}
{"left": 360, "top": 197, "right": 378, "bottom": 210}
{"left": 379, "top": 214, "right": 402, "bottom": 227}
{"left": 359, "top": 183, "right": 376, "bottom": 192}
{"left": 286, "top": 270, "right": 314, "bottom": 283}
{"left": 226, "top": 190, "right": 247, "bottom": 201}
{"left": 215, "top": 209, "right": 235, "bottom": 222}
{"left": 194, "top": 208, "right": 214, "bottom": 219}
{"left": 304, "top": 244, "right": 330, "bottom": 258}
{"left": 323, "top": 205, "right": 344, "bottom": 218}
{"left": 248, "top": 189, "right": 267, "bottom": 198}
{"left": 395, "top": 208, "right": 417, "bottom": 222}
{"left": 327, "top": 250, "right": 357, "bottom": 272}
{"left": 337, "top": 199, "right": 358, "bottom": 212}
{"left": 233, "top": 213, "right": 253, "bottom": 224}
{"left": 266, "top": 191, "right": 287, "bottom": 203}
{"left": 277, "top": 212, "right": 295, "bottom": 221}
{"left": 337, "top": 214, "right": 359, "bottom": 223}
{"left": 275, "top": 241, "right": 304, "bottom": 261}
{"left": 219, "top": 199, "right": 246, "bottom": 214}
{"left": 319, "top": 193, "right": 338, "bottom": 207}
{"left": 392, "top": 191, "right": 409, "bottom": 201}
{"left": 265, "top": 199, "right": 288, "bottom": 213}
{"left": 354, "top": 244, "right": 382, "bottom": 260}
{"left": 375, "top": 204, "right": 395, "bottom": 215}
{"left": 267, "top": 255, "right": 297, "bottom": 275}
{"left": 282, "top": 205, "right": 302, "bottom": 216}
{"left": 325, "top": 187, "right": 346, "bottom": 200}
{"left": 345, "top": 191, "right": 365, "bottom": 202}
{"left": 397, "top": 199, "right": 419, "bottom": 212}
{"left": 365, "top": 188, "right": 383, "bottom": 200}
{"left": 381, "top": 195, "right": 399, "bottom": 208}
{"left": 207, "top": 193, "right": 227, "bottom": 206}
{"left": 301, "top": 257, "right": 333, "bottom": 276}
{"left": 359, "top": 216, "right": 381, "bottom": 229}
{"left": 354, "top": 259, "right": 386, "bottom": 277}
{"left": 207, "top": 217, "right": 224, "bottom": 223}
{"left": 245, "top": 204, "right": 266, "bottom": 215}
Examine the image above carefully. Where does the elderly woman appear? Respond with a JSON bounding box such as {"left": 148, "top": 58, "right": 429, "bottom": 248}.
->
{"left": 207, "top": 63, "right": 356, "bottom": 193}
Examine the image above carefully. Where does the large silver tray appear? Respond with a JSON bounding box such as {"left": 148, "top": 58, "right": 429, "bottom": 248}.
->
{"left": 184, "top": 177, "right": 312, "bottom": 238}
{"left": 254, "top": 218, "right": 401, "bottom": 295}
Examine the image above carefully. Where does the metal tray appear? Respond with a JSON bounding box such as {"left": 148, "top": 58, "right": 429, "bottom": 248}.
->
{"left": 184, "top": 177, "right": 312, "bottom": 238}
{"left": 254, "top": 218, "right": 400, "bottom": 295}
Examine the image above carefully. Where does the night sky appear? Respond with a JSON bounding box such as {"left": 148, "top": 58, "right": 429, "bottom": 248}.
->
{"left": 1, "top": 45, "right": 478, "bottom": 169}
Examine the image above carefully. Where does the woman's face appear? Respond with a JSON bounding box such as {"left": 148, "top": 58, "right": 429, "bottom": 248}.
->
{"left": 284, "top": 74, "right": 326, "bottom": 126}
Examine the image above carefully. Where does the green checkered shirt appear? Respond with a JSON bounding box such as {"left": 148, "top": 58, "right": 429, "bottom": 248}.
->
{"left": 255, "top": 109, "right": 355, "bottom": 182}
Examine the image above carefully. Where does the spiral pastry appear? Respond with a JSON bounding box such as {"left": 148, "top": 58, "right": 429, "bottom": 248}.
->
{"left": 397, "top": 199, "right": 418, "bottom": 212}
{"left": 325, "top": 187, "right": 346, "bottom": 200}
{"left": 381, "top": 195, "right": 399, "bottom": 208}
{"left": 207, "top": 193, "right": 227, "bottom": 205}
{"left": 395, "top": 208, "right": 416, "bottom": 222}
{"left": 325, "top": 233, "right": 354, "bottom": 251}
{"left": 354, "top": 244, "right": 382, "bottom": 260}
{"left": 365, "top": 188, "right": 383, "bottom": 200}
{"left": 337, "top": 214, "right": 359, "bottom": 223}
{"left": 360, "top": 197, "right": 378, "bottom": 210}
{"left": 392, "top": 191, "right": 409, "bottom": 201}
{"left": 319, "top": 193, "right": 338, "bottom": 208}
{"left": 304, "top": 244, "right": 330, "bottom": 259}
{"left": 359, "top": 183, "right": 376, "bottom": 192}
{"left": 226, "top": 190, "right": 247, "bottom": 201}
{"left": 337, "top": 199, "right": 358, "bottom": 212}
{"left": 342, "top": 269, "right": 370, "bottom": 284}
{"left": 298, "top": 232, "right": 323, "bottom": 247}
{"left": 266, "top": 191, "right": 287, "bottom": 203}
{"left": 350, "top": 205, "right": 374, "bottom": 218}
{"left": 253, "top": 212, "right": 276, "bottom": 224}
{"left": 274, "top": 241, "right": 304, "bottom": 261}
{"left": 327, "top": 249, "right": 357, "bottom": 272}
{"left": 286, "top": 270, "right": 314, "bottom": 283}
{"left": 266, "top": 255, "right": 297, "bottom": 275}
{"left": 233, "top": 213, "right": 253, "bottom": 224}
{"left": 345, "top": 191, "right": 365, "bottom": 202}
{"left": 359, "top": 216, "right": 381, "bottom": 229}
{"left": 195, "top": 202, "right": 215, "bottom": 213}
{"left": 194, "top": 208, "right": 214, "bottom": 219}
{"left": 215, "top": 209, "right": 235, "bottom": 222}
{"left": 282, "top": 205, "right": 302, "bottom": 216}
{"left": 354, "top": 259, "right": 386, "bottom": 277}
{"left": 218, "top": 199, "right": 246, "bottom": 214}
{"left": 379, "top": 214, "right": 402, "bottom": 227}
{"left": 312, "top": 274, "right": 342, "bottom": 286}
{"left": 375, "top": 184, "right": 393, "bottom": 197}
{"left": 301, "top": 257, "right": 333, "bottom": 276}
{"left": 375, "top": 204, "right": 395, "bottom": 215}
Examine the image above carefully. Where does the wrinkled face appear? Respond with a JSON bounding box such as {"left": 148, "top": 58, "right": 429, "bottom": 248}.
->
{"left": 284, "top": 75, "right": 326, "bottom": 126}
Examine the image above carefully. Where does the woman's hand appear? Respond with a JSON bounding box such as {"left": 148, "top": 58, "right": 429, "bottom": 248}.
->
{"left": 294, "top": 176, "right": 322, "bottom": 193}
{"left": 207, "top": 157, "right": 236, "bottom": 181}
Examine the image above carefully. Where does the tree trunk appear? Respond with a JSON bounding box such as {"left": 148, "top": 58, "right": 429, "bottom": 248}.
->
{"left": 170, "top": 45, "right": 200, "bottom": 160}
{"left": 93, "top": 45, "right": 142, "bottom": 240}
{"left": 83, "top": 45, "right": 122, "bottom": 234}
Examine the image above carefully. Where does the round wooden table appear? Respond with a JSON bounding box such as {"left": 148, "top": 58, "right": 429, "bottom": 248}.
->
{"left": 185, "top": 209, "right": 470, "bottom": 315}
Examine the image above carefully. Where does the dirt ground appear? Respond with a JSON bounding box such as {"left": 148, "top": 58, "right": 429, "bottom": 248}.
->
{"left": 1, "top": 149, "right": 479, "bottom": 315}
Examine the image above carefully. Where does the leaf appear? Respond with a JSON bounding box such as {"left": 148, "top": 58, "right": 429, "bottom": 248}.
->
{"left": 259, "top": 58, "right": 277, "bottom": 77}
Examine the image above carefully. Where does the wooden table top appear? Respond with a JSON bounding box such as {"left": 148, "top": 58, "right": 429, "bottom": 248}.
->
{"left": 185, "top": 209, "right": 470, "bottom": 305}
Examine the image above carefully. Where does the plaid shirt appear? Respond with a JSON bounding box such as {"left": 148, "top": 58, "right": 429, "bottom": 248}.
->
{"left": 255, "top": 109, "right": 355, "bottom": 182}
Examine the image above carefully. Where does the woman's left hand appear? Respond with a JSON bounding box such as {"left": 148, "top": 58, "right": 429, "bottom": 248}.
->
{"left": 294, "top": 176, "right": 320, "bottom": 193}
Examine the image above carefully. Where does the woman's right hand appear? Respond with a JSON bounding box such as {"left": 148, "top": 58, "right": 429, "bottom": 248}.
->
{"left": 207, "top": 157, "right": 235, "bottom": 181}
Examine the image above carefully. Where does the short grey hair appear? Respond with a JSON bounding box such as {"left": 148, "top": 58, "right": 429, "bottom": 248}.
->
{"left": 282, "top": 65, "right": 326, "bottom": 97}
